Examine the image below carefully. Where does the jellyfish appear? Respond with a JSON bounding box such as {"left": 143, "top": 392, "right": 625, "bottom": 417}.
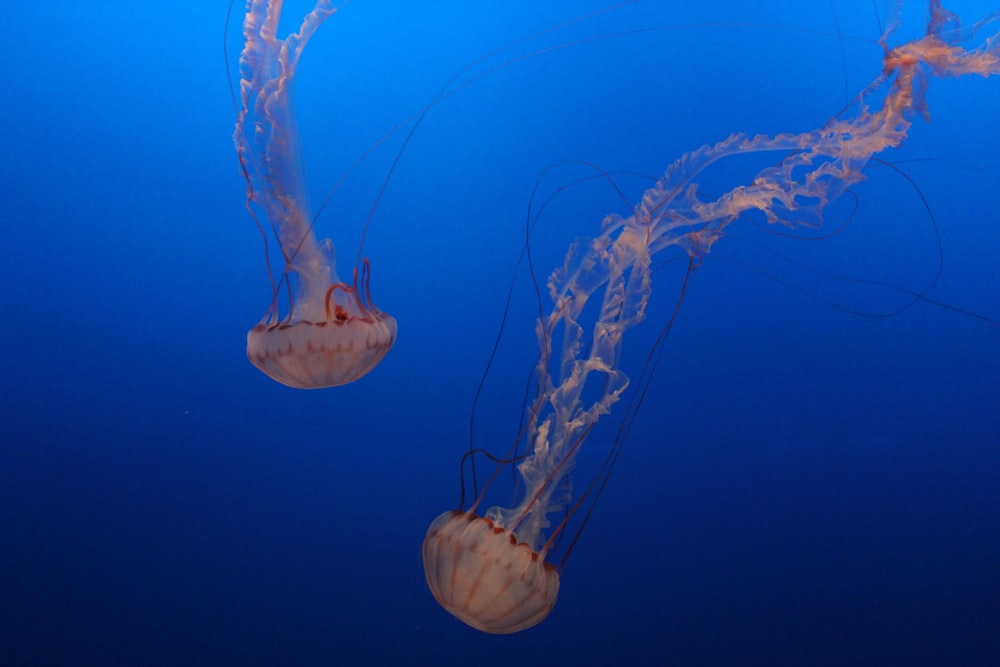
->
{"left": 233, "top": 0, "right": 397, "bottom": 389}
{"left": 423, "top": 2, "right": 1000, "bottom": 633}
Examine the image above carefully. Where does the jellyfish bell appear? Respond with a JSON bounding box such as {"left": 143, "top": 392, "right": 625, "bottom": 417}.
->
{"left": 246, "top": 259, "right": 398, "bottom": 389}
{"left": 232, "top": 0, "right": 397, "bottom": 388}
{"left": 423, "top": 510, "right": 560, "bottom": 635}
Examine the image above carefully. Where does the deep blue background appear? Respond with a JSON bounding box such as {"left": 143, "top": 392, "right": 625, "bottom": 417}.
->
{"left": 1, "top": 2, "right": 998, "bottom": 665}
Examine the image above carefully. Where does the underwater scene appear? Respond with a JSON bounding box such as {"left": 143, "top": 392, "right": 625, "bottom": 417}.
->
{"left": 1, "top": 1, "right": 998, "bottom": 664}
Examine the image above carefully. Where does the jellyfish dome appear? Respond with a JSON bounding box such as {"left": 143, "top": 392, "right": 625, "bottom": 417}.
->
{"left": 423, "top": 510, "right": 559, "bottom": 634}
{"left": 246, "top": 263, "right": 398, "bottom": 389}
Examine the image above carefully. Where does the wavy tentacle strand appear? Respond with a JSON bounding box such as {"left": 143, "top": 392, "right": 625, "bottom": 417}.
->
{"left": 485, "top": 225, "right": 653, "bottom": 548}
{"left": 486, "top": 9, "right": 1000, "bottom": 554}
{"left": 236, "top": 0, "right": 338, "bottom": 312}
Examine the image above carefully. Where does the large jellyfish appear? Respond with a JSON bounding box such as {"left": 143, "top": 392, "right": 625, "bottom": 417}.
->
{"left": 233, "top": 0, "right": 397, "bottom": 389}
{"left": 423, "top": 3, "right": 1000, "bottom": 634}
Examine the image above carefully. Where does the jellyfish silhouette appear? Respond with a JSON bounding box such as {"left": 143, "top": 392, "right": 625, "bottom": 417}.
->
{"left": 423, "top": 3, "right": 1000, "bottom": 633}
{"left": 233, "top": 0, "right": 397, "bottom": 389}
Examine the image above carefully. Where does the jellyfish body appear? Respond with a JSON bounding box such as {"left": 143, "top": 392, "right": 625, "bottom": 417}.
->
{"left": 423, "top": 510, "right": 559, "bottom": 634}
{"left": 245, "top": 262, "right": 398, "bottom": 389}
{"left": 423, "top": 4, "right": 1000, "bottom": 632}
{"left": 235, "top": 0, "right": 396, "bottom": 388}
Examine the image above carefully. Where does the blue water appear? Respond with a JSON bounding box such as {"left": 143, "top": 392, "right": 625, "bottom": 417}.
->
{"left": 2, "top": 1, "right": 998, "bottom": 665}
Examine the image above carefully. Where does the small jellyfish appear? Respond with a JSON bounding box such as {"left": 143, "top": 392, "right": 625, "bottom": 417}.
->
{"left": 233, "top": 0, "right": 397, "bottom": 389}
